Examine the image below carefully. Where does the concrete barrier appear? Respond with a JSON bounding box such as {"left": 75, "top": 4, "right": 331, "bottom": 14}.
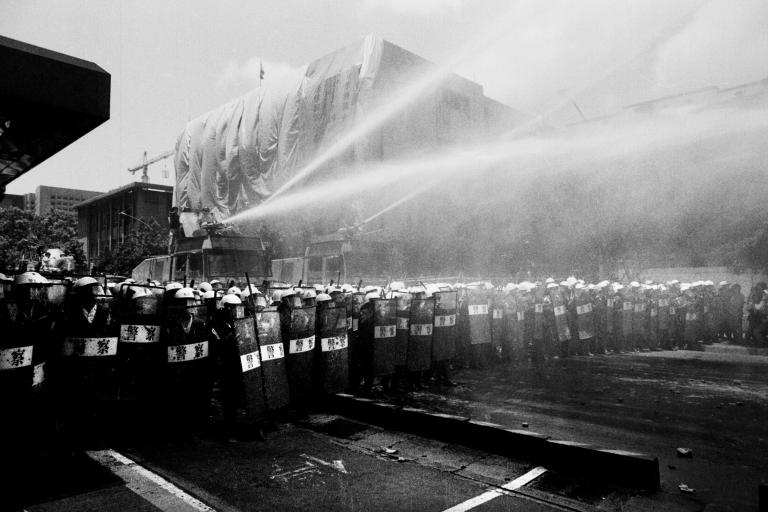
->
{"left": 544, "top": 440, "right": 659, "bottom": 490}
{"left": 322, "top": 393, "right": 660, "bottom": 490}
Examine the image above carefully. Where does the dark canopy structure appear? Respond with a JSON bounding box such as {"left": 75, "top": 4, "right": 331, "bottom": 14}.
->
{"left": 0, "top": 35, "right": 110, "bottom": 192}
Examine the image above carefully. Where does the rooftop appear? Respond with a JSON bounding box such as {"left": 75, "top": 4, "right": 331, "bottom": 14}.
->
{"left": 74, "top": 181, "right": 173, "bottom": 209}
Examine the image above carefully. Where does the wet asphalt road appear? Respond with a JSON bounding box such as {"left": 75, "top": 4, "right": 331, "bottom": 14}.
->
{"left": 378, "top": 346, "right": 768, "bottom": 511}
{"left": 118, "top": 420, "right": 572, "bottom": 512}
{"left": 31, "top": 345, "right": 766, "bottom": 511}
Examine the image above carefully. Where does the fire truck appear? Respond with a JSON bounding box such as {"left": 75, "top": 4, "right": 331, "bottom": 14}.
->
{"left": 131, "top": 216, "right": 271, "bottom": 286}
{"left": 271, "top": 228, "right": 395, "bottom": 286}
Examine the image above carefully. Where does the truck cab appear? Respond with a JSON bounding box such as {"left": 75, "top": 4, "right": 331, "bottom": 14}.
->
{"left": 132, "top": 234, "right": 270, "bottom": 285}
{"left": 271, "top": 233, "right": 393, "bottom": 286}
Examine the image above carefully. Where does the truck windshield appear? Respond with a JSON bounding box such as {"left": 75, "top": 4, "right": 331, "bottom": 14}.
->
{"left": 206, "top": 251, "right": 265, "bottom": 277}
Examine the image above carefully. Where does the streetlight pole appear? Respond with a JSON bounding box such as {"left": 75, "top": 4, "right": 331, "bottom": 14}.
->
{"left": 119, "top": 211, "right": 154, "bottom": 230}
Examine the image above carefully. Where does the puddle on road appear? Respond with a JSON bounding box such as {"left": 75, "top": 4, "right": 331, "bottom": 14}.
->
{"left": 617, "top": 377, "right": 768, "bottom": 401}
{"left": 687, "top": 382, "right": 768, "bottom": 401}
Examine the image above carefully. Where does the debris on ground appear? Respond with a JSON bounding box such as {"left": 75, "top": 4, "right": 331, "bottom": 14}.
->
{"left": 677, "top": 448, "right": 693, "bottom": 458}
{"left": 521, "top": 422, "right": 529, "bottom": 428}
{"left": 678, "top": 484, "right": 696, "bottom": 494}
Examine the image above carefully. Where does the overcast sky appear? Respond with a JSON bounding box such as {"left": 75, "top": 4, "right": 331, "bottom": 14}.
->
{"left": 3, "top": 0, "right": 766, "bottom": 195}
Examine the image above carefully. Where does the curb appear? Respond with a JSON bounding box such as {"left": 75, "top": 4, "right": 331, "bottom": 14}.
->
{"left": 323, "top": 393, "right": 659, "bottom": 490}
{"left": 703, "top": 343, "right": 768, "bottom": 357}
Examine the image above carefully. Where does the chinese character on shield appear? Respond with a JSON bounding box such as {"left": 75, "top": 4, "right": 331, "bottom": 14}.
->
{"left": 97, "top": 339, "right": 111, "bottom": 355}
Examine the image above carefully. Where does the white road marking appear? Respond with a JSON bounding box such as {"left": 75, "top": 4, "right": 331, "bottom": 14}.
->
{"left": 300, "top": 453, "right": 349, "bottom": 474}
{"left": 442, "top": 466, "right": 547, "bottom": 512}
{"left": 269, "top": 461, "right": 321, "bottom": 481}
{"left": 87, "top": 449, "right": 216, "bottom": 512}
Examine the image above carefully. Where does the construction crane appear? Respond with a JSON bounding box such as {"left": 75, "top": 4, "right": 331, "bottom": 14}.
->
{"left": 128, "top": 149, "right": 174, "bottom": 183}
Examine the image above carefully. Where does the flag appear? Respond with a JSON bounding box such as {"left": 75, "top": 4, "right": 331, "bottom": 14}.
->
{"left": 260, "top": 60, "right": 265, "bottom": 80}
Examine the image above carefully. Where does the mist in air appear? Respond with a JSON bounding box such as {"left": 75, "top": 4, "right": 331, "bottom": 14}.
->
{"left": 219, "top": 0, "right": 768, "bottom": 278}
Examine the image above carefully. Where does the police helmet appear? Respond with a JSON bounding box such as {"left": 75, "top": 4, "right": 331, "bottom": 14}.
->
{"left": 227, "top": 286, "right": 242, "bottom": 296}
{"left": 174, "top": 287, "right": 196, "bottom": 300}
{"left": 199, "top": 282, "right": 213, "bottom": 293}
{"left": 241, "top": 284, "right": 260, "bottom": 297}
{"left": 14, "top": 272, "right": 49, "bottom": 286}
{"left": 221, "top": 294, "right": 242, "bottom": 305}
{"left": 165, "top": 282, "right": 183, "bottom": 291}
{"left": 364, "top": 291, "right": 379, "bottom": 302}
{"left": 301, "top": 288, "right": 317, "bottom": 300}
{"left": 202, "top": 290, "right": 217, "bottom": 300}
{"left": 128, "top": 285, "right": 147, "bottom": 298}
{"left": 316, "top": 293, "right": 333, "bottom": 303}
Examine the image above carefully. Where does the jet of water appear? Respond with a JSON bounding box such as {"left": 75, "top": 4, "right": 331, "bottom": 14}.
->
{"left": 260, "top": 5, "right": 551, "bottom": 207}
{"left": 230, "top": 1, "right": 707, "bottom": 226}
{"left": 227, "top": 104, "right": 768, "bottom": 225}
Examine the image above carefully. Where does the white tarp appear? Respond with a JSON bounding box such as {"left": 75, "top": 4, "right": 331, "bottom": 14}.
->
{"left": 174, "top": 35, "right": 384, "bottom": 221}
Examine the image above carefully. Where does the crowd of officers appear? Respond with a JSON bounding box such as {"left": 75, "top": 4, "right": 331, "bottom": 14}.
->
{"left": 0, "top": 271, "right": 759, "bottom": 457}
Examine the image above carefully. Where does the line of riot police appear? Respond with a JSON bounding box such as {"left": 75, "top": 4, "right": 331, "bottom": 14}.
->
{"left": 448, "top": 277, "right": 746, "bottom": 367}
{"left": 0, "top": 270, "right": 744, "bottom": 458}
{"left": 0, "top": 273, "right": 462, "bottom": 452}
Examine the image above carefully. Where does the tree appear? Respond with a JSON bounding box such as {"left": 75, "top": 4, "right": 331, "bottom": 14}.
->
{"left": 94, "top": 220, "right": 167, "bottom": 276}
{"left": 0, "top": 207, "right": 85, "bottom": 273}
{"left": 32, "top": 209, "right": 86, "bottom": 269}
{"left": 0, "top": 207, "right": 35, "bottom": 272}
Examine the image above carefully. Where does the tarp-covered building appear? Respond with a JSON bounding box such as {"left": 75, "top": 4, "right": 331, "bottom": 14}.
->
{"left": 174, "top": 34, "right": 520, "bottom": 222}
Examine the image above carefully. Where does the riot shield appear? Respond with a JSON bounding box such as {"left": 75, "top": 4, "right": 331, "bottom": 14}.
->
{"left": 532, "top": 300, "right": 544, "bottom": 341}
{"left": 657, "top": 297, "right": 670, "bottom": 331}
{"left": 633, "top": 298, "right": 648, "bottom": 348}
{"left": 117, "top": 285, "right": 164, "bottom": 407}
{"left": 1, "top": 298, "right": 50, "bottom": 394}
{"left": 394, "top": 293, "right": 412, "bottom": 368}
{"left": 371, "top": 298, "right": 397, "bottom": 376}
{"left": 283, "top": 305, "right": 317, "bottom": 401}
{"left": 233, "top": 317, "right": 267, "bottom": 421}
{"left": 552, "top": 299, "right": 571, "bottom": 343}
{"left": 683, "top": 302, "right": 701, "bottom": 346}
{"left": 502, "top": 297, "right": 517, "bottom": 360}
{"left": 432, "top": 291, "right": 457, "bottom": 362}
{"left": 648, "top": 300, "right": 659, "bottom": 348}
{"left": 255, "top": 307, "right": 290, "bottom": 410}
{"left": 467, "top": 289, "right": 491, "bottom": 367}
{"left": 490, "top": 299, "right": 505, "bottom": 358}
{"left": 621, "top": 298, "right": 633, "bottom": 339}
{"left": 161, "top": 304, "right": 212, "bottom": 429}
{"left": 576, "top": 299, "right": 595, "bottom": 340}
{"left": 0, "top": 279, "right": 10, "bottom": 299}
{"left": 59, "top": 295, "right": 120, "bottom": 402}
{"left": 407, "top": 297, "right": 435, "bottom": 371}
{"left": 467, "top": 290, "right": 491, "bottom": 345}
{"left": 347, "top": 293, "right": 368, "bottom": 387}
{"left": 1, "top": 295, "right": 54, "bottom": 464}
{"left": 605, "top": 296, "right": 616, "bottom": 334}
{"left": 317, "top": 304, "right": 349, "bottom": 394}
